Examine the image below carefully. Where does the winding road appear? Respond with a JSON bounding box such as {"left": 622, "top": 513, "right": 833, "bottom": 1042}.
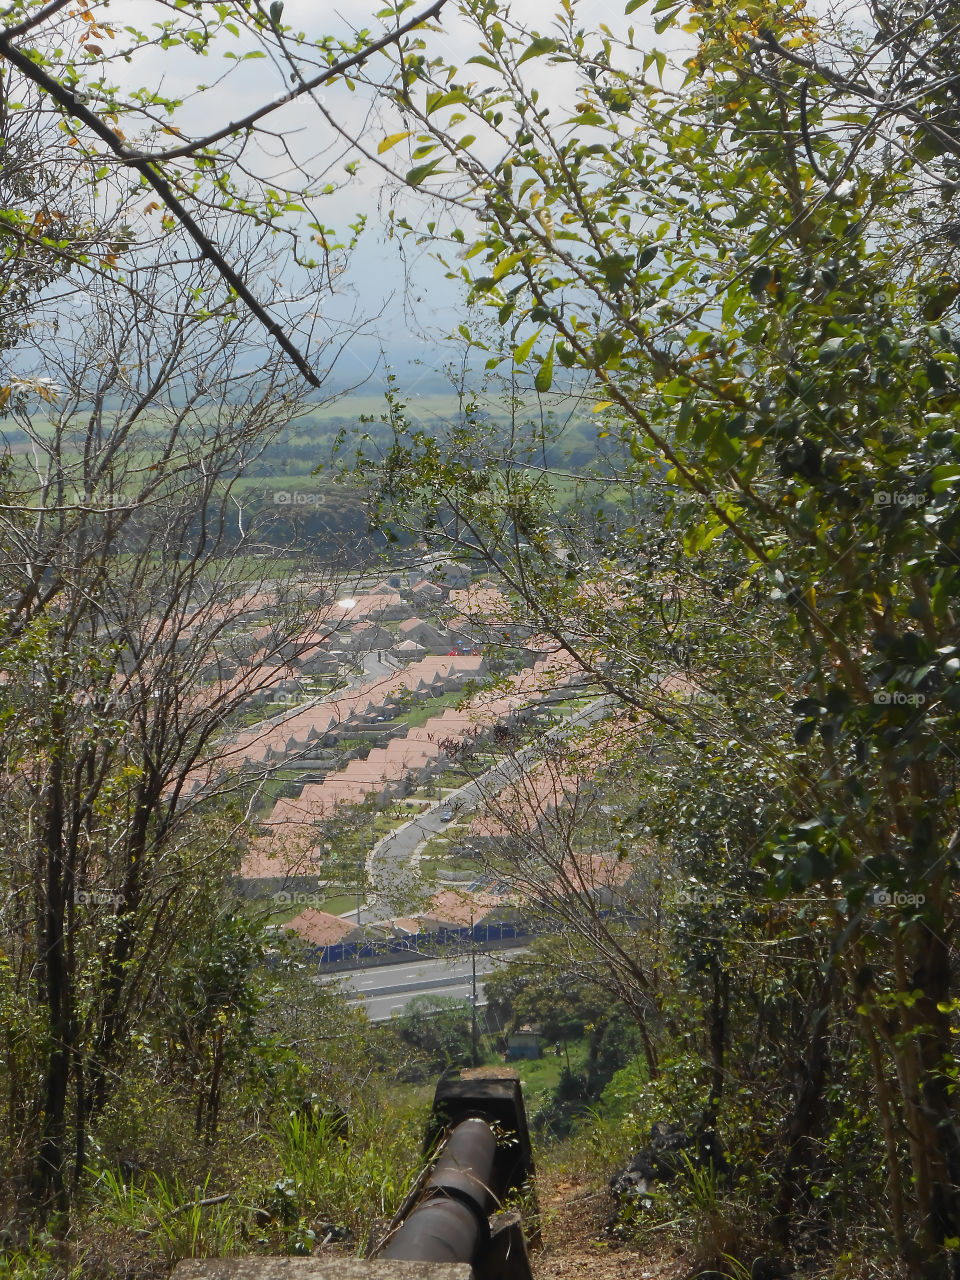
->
{"left": 350, "top": 694, "right": 614, "bottom": 922}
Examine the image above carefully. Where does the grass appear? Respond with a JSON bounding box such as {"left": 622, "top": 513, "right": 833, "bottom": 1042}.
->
{"left": 317, "top": 894, "right": 358, "bottom": 916}
{"left": 396, "top": 690, "right": 466, "bottom": 728}
{"left": 71, "top": 1094, "right": 432, "bottom": 1269}
{"left": 511, "top": 1040, "right": 588, "bottom": 1093}
{"left": 93, "top": 1169, "right": 243, "bottom": 1268}
{"left": 270, "top": 1104, "right": 430, "bottom": 1252}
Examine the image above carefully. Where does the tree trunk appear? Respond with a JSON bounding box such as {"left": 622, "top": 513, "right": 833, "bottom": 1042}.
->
{"left": 696, "top": 962, "right": 729, "bottom": 1172}
{"left": 772, "top": 964, "right": 835, "bottom": 1246}
{"left": 31, "top": 751, "right": 71, "bottom": 1217}
{"left": 902, "top": 914, "right": 960, "bottom": 1278}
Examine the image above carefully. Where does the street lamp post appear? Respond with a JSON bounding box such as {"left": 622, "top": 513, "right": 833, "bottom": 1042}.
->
{"left": 470, "top": 912, "right": 479, "bottom": 1067}
{"left": 355, "top": 855, "right": 366, "bottom": 925}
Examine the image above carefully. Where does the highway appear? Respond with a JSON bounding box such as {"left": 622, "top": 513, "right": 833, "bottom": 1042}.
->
{"left": 318, "top": 951, "right": 501, "bottom": 1022}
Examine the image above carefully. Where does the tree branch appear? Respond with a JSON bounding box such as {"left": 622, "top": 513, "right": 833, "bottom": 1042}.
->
{"left": 0, "top": 0, "right": 73, "bottom": 42}
{"left": 0, "top": 35, "right": 324, "bottom": 382}
{"left": 127, "top": 0, "right": 450, "bottom": 164}
{"left": 0, "top": 0, "right": 450, "bottom": 383}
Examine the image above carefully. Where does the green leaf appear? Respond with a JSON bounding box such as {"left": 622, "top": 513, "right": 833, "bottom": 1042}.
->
{"left": 493, "top": 252, "right": 524, "bottom": 281}
{"left": 676, "top": 396, "right": 695, "bottom": 440}
{"left": 931, "top": 464, "right": 960, "bottom": 492}
{"left": 534, "top": 342, "right": 555, "bottom": 392}
{"left": 818, "top": 336, "right": 844, "bottom": 365}
{"left": 513, "top": 330, "right": 542, "bottom": 364}
{"left": 654, "top": 7, "right": 681, "bottom": 33}
{"left": 518, "top": 36, "right": 559, "bottom": 65}
{"left": 405, "top": 160, "right": 444, "bottom": 187}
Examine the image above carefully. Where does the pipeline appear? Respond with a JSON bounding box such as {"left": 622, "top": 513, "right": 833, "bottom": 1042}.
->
{"left": 373, "top": 1070, "right": 536, "bottom": 1277}
{"left": 380, "top": 1117, "right": 497, "bottom": 1263}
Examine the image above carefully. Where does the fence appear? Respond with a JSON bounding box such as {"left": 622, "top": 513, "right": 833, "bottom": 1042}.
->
{"left": 309, "top": 920, "right": 533, "bottom": 968}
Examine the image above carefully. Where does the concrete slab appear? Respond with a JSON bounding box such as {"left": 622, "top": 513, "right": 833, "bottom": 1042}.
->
{"left": 171, "top": 1262, "right": 473, "bottom": 1280}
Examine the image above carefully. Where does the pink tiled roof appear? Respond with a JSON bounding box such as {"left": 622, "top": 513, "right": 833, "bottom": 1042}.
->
{"left": 285, "top": 908, "right": 359, "bottom": 947}
{"left": 422, "top": 889, "right": 512, "bottom": 928}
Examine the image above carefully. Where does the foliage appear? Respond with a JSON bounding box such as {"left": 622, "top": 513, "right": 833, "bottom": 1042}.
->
{"left": 0, "top": 249, "right": 356, "bottom": 1216}
{"left": 270, "top": 1103, "right": 427, "bottom": 1253}
{"left": 0, "top": 0, "right": 453, "bottom": 384}
{"left": 391, "top": 994, "right": 474, "bottom": 1081}
{"left": 336, "top": 0, "right": 960, "bottom": 1270}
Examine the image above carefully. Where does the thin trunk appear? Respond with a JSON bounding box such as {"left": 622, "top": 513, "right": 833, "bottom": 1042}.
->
{"left": 32, "top": 751, "right": 70, "bottom": 1216}
{"left": 772, "top": 964, "right": 835, "bottom": 1245}
{"left": 903, "top": 915, "right": 960, "bottom": 1275}
{"left": 72, "top": 1056, "right": 86, "bottom": 1196}
{"left": 702, "top": 963, "right": 729, "bottom": 1132}
{"left": 846, "top": 954, "right": 908, "bottom": 1259}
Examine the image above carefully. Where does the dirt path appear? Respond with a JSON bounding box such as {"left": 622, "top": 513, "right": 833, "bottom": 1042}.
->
{"left": 533, "top": 1169, "right": 686, "bottom": 1280}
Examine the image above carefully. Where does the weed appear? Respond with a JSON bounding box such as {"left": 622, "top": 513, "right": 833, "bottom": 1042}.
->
{"left": 91, "top": 1167, "right": 241, "bottom": 1266}
{"left": 269, "top": 1104, "right": 427, "bottom": 1252}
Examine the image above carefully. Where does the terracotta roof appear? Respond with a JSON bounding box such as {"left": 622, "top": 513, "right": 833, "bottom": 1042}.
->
{"left": 239, "top": 823, "right": 323, "bottom": 879}
{"left": 422, "top": 889, "right": 513, "bottom": 928}
{"left": 285, "top": 908, "right": 359, "bottom": 947}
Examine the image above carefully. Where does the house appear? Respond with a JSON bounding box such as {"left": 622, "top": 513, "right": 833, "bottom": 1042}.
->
{"left": 295, "top": 645, "right": 338, "bottom": 676}
{"left": 397, "top": 617, "right": 452, "bottom": 653}
{"left": 419, "top": 888, "right": 517, "bottom": 933}
{"left": 346, "top": 622, "right": 394, "bottom": 652}
{"left": 284, "top": 908, "right": 364, "bottom": 949}
{"left": 409, "top": 578, "right": 444, "bottom": 604}
{"left": 337, "top": 590, "right": 408, "bottom": 622}
{"left": 392, "top": 638, "right": 427, "bottom": 658}
{"left": 237, "top": 821, "right": 325, "bottom": 893}
{"left": 506, "top": 1025, "right": 542, "bottom": 1061}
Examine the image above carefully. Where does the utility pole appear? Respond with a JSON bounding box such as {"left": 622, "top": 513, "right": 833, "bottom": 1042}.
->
{"left": 470, "top": 913, "right": 479, "bottom": 1067}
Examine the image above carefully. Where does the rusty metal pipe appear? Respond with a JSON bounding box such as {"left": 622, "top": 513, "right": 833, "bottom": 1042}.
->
{"left": 380, "top": 1117, "right": 498, "bottom": 1263}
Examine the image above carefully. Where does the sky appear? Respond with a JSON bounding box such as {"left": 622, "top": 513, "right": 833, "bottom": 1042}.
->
{"left": 50, "top": 0, "right": 673, "bottom": 397}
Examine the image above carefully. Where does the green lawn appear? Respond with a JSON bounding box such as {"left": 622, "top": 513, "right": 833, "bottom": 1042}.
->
{"left": 318, "top": 893, "right": 360, "bottom": 916}
{"left": 393, "top": 690, "right": 466, "bottom": 729}
{"left": 506, "top": 1038, "right": 592, "bottom": 1125}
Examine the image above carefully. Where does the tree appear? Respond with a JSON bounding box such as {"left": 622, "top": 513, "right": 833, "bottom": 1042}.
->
{"left": 469, "top": 718, "right": 670, "bottom": 1078}
{"left": 339, "top": 0, "right": 960, "bottom": 1270}
{"left": 0, "top": 0, "right": 451, "bottom": 385}
{"left": 163, "top": 912, "right": 269, "bottom": 1143}
{"left": 0, "top": 248, "right": 359, "bottom": 1214}
{"left": 0, "top": 0, "right": 464, "bottom": 1229}
{"left": 392, "top": 994, "right": 473, "bottom": 1080}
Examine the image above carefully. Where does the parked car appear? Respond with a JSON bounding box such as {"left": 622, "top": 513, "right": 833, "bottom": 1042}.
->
{"left": 439, "top": 807, "right": 455, "bottom": 822}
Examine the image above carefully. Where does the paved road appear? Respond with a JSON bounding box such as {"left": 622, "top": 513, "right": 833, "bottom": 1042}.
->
{"left": 362, "top": 981, "right": 488, "bottom": 1023}
{"left": 356, "top": 650, "right": 403, "bottom": 682}
{"left": 319, "top": 952, "right": 499, "bottom": 1022}
{"left": 357, "top": 694, "right": 614, "bottom": 920}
